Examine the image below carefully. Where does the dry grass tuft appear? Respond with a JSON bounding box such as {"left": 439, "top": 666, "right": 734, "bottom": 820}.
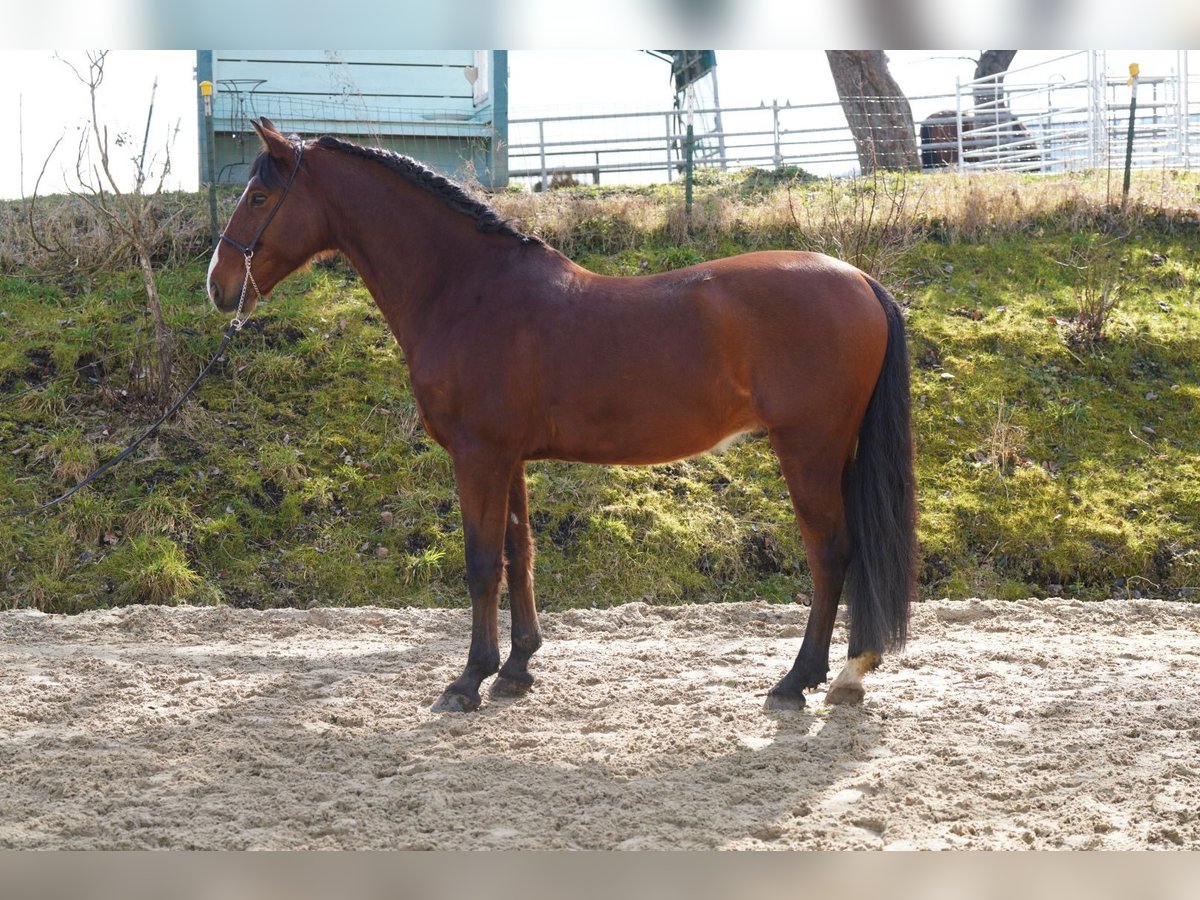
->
{"left": 490, "top": 168, "right": 1198, "bottom": 299}
{"left": 1, "top": 190, "right": 238, "bottom": 277}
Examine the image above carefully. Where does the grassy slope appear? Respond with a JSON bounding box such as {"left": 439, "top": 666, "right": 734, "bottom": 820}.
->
{"left": 1, "top": 175, "right": 1197, "bottom": 612}
{"left": 905, "top": 235, "right": 1199, "bottom": 600}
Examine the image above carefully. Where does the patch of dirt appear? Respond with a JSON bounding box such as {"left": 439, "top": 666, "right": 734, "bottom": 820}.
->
{"left": 1, "top": 598, "right": 1198, "bottom": 849}
{"left": 73, "top": 352, "right": 105, "bottom": 384}
{"left": 24, "top": 347, "right": 55, "bottom": 374}
{"left": 741, "top": 530, "right": 789, "bottom": 576}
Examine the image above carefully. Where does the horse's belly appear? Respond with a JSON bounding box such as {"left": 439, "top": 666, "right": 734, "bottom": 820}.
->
{"left": 533, "top": 401, "right": 759, "bottom": 466}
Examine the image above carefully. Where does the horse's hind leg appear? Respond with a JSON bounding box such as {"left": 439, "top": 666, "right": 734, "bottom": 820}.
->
{"left": 764, "top": 429, "right": 852, "bottom": 712}
{"left": 825, "top": 650, "right": 880, "bottom": 706}
{"left": 492, "top": 464, "right": 543, "bottom": 698}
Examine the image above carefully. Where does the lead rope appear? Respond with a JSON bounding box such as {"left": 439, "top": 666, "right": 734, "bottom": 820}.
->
{"left": 1, "top": 253, "right": 258, "bottom": 519}
{"left": 5, "top": 135, "right": 301, "bottom": 518}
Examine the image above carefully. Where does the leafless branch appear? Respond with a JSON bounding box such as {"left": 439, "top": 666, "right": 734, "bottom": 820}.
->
{"left": 26, "top": 134, "right": 67, "bottom": 256}
{"left": 46, "top": 50, "right": 177, "bottom": 405}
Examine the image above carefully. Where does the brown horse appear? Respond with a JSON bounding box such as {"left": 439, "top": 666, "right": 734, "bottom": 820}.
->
{"left": 920, "top": 109, "right": 1043, "bottom": 172}
{"left": 920, "top": 110, "right": 961, "bottom": 169}
{"left": 208, "top": 118, "right": 917, "bottom": 713}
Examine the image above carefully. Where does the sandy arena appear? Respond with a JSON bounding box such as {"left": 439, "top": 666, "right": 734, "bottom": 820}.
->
{"left": 1, "top": 597, "right": 1197, "bottom": 849}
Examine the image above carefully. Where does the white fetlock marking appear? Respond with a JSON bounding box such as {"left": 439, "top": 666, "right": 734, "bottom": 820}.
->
{"left": 828, "top": 651, "right": 879, "bottom": 701}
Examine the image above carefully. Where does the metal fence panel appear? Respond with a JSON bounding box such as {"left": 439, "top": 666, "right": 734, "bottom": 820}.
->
{"left": 506, "top": 51, "right": 1199, "bottom": 187}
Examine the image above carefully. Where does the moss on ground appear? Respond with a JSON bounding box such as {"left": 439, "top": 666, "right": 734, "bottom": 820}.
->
{"left": 905, "top": 234, "right": 1199, "bottom": 600}
{"left": 1, "top": 176, "right": 1198, "bottom": 611}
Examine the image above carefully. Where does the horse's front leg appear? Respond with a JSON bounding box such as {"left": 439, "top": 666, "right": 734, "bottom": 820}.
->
{"left": 432, "top": 450, "right": 517, "bottom": 712}
{"left": 491, "top": 464, "right": 542, "bottom": 697}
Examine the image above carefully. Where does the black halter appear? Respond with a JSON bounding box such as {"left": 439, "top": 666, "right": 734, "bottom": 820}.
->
{"left": 213, "top": 142, "right": 304, "bottom": 330}
{"left": 220, "top": 141, "right": 305, "bottom": 257}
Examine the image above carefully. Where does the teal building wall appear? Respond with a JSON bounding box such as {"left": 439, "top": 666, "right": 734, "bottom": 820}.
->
{"left": 196, "top": 51, "right": 508, "bottom": 189}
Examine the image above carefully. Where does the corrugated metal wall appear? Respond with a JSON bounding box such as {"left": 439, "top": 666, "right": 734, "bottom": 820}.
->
{"left": 197, "top": 51, "right": 507, "bottom": 189}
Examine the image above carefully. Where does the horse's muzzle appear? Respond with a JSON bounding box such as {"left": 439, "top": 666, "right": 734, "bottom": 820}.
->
{"left": 208, "top": 277, "right": 244, "bottom": 315}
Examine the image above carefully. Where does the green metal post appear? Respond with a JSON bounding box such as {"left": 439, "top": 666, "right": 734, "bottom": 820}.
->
{"left": 490, "top": 50, "right": 509, "bottom": 189}
{"left": 205, "top": 104, "right": 218, "bottom": 249}
{"left": 685, "top": 121, "right": 694, "bottom": 229}
{"left": 1122, "top": 63, "right": 1139, "bottom": 207}
{"left": 197, "top": 51, "right": 220, "bottom": 250}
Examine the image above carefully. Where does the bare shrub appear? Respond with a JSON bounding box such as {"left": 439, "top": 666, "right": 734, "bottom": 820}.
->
{"left": 985, "top": 397, "right": 1027, "bottom": 478}
{"left": 1055, "top": 235, "right": 1125, "bottom": 344}
{"left": 20, "top": 52, "right": 221, "bottom": 405}
{"left": 792, "top": 169, "right": 922, "bottom": 286}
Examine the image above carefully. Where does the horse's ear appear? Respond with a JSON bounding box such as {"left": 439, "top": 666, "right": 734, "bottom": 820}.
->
{"left": 252, "top": 117, "right": 294, "bottom": 162}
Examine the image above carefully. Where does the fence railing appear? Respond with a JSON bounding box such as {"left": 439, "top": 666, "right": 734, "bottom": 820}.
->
{"left": 507, "top": 51, "right": 1199, "bottom": 187}
{"left": 507, "top": 100, "right": 862, "bottom": 187}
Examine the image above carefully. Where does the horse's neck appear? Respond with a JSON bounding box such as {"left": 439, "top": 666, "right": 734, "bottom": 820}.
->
{"left": 323, "top": 161, "right": 571, "bottom": 357}
{"left": 328, "top": 173, "right": 485, "bottom": 352}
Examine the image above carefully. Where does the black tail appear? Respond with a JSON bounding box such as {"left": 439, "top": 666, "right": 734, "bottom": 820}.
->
{"left": 844, "top": 277, "right": 917, "bottom": 657}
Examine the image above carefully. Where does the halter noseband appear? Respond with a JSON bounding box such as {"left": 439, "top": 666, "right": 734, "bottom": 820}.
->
{"left": 218, "top": 141, "right": 305, "bottom": 328}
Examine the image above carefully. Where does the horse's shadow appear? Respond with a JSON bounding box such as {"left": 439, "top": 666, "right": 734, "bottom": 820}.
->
{"left": 395, "top": 672, "right": 884, "bottom": 849}
{"left": 1, "top": 620, "right": 885, "bottom": 849}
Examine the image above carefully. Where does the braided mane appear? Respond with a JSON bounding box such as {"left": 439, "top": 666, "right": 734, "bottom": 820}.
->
{"left": 308, "top": 135, "right": 540, "bottom": 245}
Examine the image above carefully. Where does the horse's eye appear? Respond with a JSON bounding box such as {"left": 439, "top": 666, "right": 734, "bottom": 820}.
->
{"left": 251, "top": 193, "right": 268, "bottom": 208}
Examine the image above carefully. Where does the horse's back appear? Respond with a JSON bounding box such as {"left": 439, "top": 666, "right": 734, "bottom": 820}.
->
{"left": 514, "top": 250, "right": 889, "bottom": 463}
{"left": 583, "top": 249, "right": 884, "bottom": 327}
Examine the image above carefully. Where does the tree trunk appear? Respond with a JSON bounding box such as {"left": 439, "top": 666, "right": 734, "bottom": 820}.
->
{"left": 968, "top": 51, "right": 1038, "bottom": 168}
{"left": 972, "top": 50, "right": 1019, "bottom": 122}
{"left": 826, "top": 50, "right": 919, "bottom": 174}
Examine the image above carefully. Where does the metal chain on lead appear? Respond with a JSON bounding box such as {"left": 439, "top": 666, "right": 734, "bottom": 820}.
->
{"left": 232, "top": 251, "right": 257, "bottom": 331}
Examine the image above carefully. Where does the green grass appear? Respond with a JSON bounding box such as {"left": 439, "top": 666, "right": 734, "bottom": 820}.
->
{"left": 1, "top": 175, "right": 1198, "bottom": 611}
{"left": 905, "top": 234, "right": 1200, "bottom": 599}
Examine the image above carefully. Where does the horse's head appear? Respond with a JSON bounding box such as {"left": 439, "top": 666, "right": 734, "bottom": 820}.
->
{"left": 207, "top": 118, "right": 326, "bottom": 317}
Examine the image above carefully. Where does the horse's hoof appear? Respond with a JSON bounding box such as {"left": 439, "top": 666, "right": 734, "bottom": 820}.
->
{"left": 764, "top": 691, "right": 806, "bottom": 712}
{"left": 490, "top": 673, "right": 534, "bottom": 698}
{"left": 431, "top": 688, "right": 480, "bottom": 713}
{"left": 825, "top": 684, "right": 865, "bottom": 706}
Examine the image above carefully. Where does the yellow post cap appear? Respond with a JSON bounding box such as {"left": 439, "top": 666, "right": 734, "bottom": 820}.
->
{"left": 200, "top": 80, "right": 214, "bottom": 96}
{"left": 1128, "top": 62, "right": 1140, "bottom": 83}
